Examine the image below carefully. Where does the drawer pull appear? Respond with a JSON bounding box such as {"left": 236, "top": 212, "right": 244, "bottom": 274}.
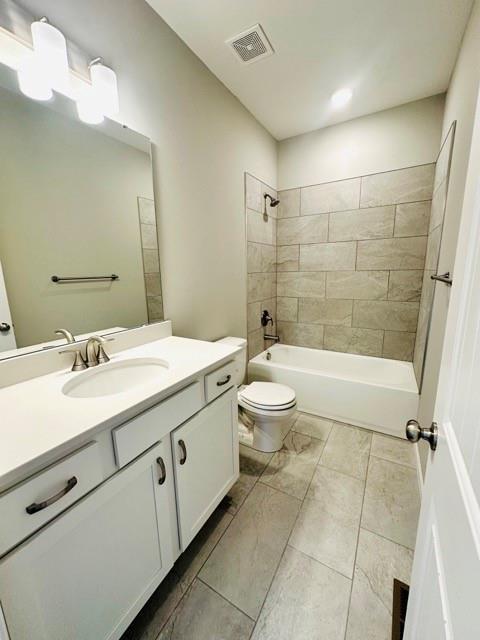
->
{"left": 216, "top": 375, "right": 231, "bottom": 387}
{"left": 178, "top": 439, "right": 187, "bottom": 465}
{"left": 25, "top": 476, "right": 78, "bottom": 514}
{"left": 157, "top": 457, "right": 167, "bottom": 485}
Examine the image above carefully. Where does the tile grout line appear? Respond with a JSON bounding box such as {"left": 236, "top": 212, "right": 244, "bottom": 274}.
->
{"left": 152, "top": 580, "right": 196, "bottom": 640}
{"left": 296, "top": 198, "right": 433, "bottom": 217}
{"left": 359, "top": 524, "right": 415, "bottom": 553}
{"left": 152, "top": 445, "right": 272, "bottom": 637}
{"left": 248, "top": 416, "right": 337, "bottom": 639}
{"left": 152, "top": 502, "right": 240, "bottom": 638}
{"left": 369, "top": 452, "right": 417, "bottom": 471}
{"left": 286, "top": 542, "right": 354, "bottom": 582}
{"left": 158, "top": 415, "right": 415, "bottom": 639}
{"left": 342, "top": 430, "right": 374, "bottom": 640}
{"left": 196, "top": 576, "right": 257, "bottom": 624}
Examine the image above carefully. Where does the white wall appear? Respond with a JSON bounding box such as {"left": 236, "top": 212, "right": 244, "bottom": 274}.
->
{"left": 278, "top": 95, "right": 445, "bottom": 189}
{"left": 418, "top": 0, "right": 480, "bottom": 473}
{"left": 16, "top": 0, "right": 277, "bottom": 341}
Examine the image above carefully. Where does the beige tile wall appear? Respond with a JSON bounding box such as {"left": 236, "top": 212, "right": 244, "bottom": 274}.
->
{"left": 276, "top": 164, "right": 435, "bottom": 361}
{"left": 413, "top": 125, "right": 455, "bottom": 384}
{"left": 138, "top": 197, "right": 164, "bottom": 322}
{"left": 246, "top": 174, "right": 278, "bottom": 358}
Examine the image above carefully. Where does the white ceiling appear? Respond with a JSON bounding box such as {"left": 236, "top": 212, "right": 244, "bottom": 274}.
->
{"left": 146, "top": 0, "right": 473, "bottom": 140}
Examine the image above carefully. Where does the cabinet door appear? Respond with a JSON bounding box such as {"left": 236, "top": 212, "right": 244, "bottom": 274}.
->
{"left": 172, "top": 387, "right": 238, "bottom": 550}
{"left": 0, "top": 441, "right": 174, "bottom": 640}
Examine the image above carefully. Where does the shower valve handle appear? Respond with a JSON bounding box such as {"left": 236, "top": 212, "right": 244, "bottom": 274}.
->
{"left": 261, "top": 310, "right": 273, "bottom": 327}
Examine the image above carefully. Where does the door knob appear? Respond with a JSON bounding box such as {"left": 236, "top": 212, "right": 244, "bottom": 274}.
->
{"left": 0, "top": 322, "right": 11, "bottom": 333}
{"left": 406, "top": 419, "right": 438, "bottom": 451}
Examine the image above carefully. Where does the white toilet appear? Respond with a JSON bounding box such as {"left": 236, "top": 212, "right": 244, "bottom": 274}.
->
{"left": 216, "top": 337, "right": 297, "bottom": 453}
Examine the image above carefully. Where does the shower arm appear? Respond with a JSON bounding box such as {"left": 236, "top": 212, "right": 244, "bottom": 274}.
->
{"left": 263, "top": 193, "right": 280, "bottom": 220}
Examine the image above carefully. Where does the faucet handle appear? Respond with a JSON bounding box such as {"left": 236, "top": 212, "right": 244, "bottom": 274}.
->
{"left": 59, "top": 347, "right": 87, "bottom": 371}
{"left": 90, "top": 335, "right": 114, "bottom": 365}
{"left": 261, "top": 309, "right": 274, "bottom": 327}
{"left": 97, "top": 342, "right": 112, "bottom": 364}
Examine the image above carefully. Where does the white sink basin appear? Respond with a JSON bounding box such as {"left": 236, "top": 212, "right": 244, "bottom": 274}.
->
{"left": 62, "top": 358, "right": 169, "bottom": 398}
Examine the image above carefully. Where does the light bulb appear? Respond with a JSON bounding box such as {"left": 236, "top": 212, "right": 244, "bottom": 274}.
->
{"left": 90, "top": 60, "right": 119, "bottom": 117}
{"left": 76, "top": 84, "right": 104, "bottom": 125}
{"left": 17, "top": 53, "right": 52, "bottom": 101}
{"left": 331, "top": 88, "right": 353, "bottom": 109}
{"left": 31, "top": 19, "right": 70, "bottom": 94}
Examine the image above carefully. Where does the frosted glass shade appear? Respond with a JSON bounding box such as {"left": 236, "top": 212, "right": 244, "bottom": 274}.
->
{"left": 76, "top": 84, "right": 104, "bottom": 125}
{"left": 17, "top": 54, "right": 52, "bottom": 101}
{"left": 90, "top": 62, "right": 119, "bottom": 116}
{"left": 31, "top": 20, "right": 70, "bottom": 94}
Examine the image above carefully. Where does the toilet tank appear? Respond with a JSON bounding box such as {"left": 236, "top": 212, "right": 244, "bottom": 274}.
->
{"left": 215, "top": 337, "right": 247, "bottom": 386}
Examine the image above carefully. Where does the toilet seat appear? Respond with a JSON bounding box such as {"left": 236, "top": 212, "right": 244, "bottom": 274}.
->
{"left": 239, "top": 382, "right": 296, "bottom": 412}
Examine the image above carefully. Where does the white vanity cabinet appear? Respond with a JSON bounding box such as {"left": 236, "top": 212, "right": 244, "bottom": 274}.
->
{"left": 0, "top": 440, "right": 174, "bottom": 640}
{"left": 172, "top": 386, "right": 238, "bottom": 550}
{"left": 0, "top": 355, "right": 239, "bottom": 640}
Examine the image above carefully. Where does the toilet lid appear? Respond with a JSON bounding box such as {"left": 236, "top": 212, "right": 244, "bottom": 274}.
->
{"left": 239, "top": 382, "right": 296, "bottom": 409}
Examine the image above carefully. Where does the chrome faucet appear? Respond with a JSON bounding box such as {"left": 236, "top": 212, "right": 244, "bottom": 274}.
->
{"left": 55, "top": 328, "right": 75, "bottom": 344}
{"left": 86, "top": 335, "right": 111, "bottom": 367}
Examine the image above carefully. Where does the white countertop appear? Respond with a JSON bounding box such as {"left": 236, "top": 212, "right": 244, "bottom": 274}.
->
{"left": 0, "top": 336, "right": 240, "bottom": 491}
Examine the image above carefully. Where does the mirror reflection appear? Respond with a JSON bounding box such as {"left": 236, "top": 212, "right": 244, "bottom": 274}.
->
{"left": 0, "top": 80, "right": 162, "bottom": 359}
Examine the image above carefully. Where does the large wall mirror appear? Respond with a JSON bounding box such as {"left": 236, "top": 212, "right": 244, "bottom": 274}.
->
{"left": 0, "top": 65, "right": 163, "bottom": 360}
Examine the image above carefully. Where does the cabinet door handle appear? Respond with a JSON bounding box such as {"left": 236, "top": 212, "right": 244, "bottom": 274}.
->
{"left": 25, "top": 476, "right": 78, "bottom": 514}
{"left": 216, "top": 374, "right": 231, "bottom": 387}
{"left": 178, "top": 439, "right": 187, "bottom": 465}
{"left": 156, "top": 456, "right": 167, "bottom": 484}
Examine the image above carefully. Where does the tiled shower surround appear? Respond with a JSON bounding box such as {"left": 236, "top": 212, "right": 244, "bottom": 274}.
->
{"left": 246, "top": 174, "right": 278, "bottom": 358}
{"left": 138, "top": 197, "right": 164, "bottom": 323}
{"left": 246, "top": 164, "right": 436, "bottom": 362}
{"left": 276, "top": 165, "right": 435, "bottom": 361}
{"left": 413, "top": 125, "right": 455, "bottom": 384}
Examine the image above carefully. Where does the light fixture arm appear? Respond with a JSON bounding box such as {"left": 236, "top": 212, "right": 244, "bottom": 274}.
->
{"left": 89, "top": 57, "right": 103, "bottom": 68}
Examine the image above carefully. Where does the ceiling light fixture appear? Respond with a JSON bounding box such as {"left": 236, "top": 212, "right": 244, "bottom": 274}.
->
{"left": 331, "top": 88, "right": 353, "bottom": 109}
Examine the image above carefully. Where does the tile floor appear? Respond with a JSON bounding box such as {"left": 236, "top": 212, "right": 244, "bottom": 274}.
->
{"left": 122, "top": 413, "right": 420, "bottom": 640}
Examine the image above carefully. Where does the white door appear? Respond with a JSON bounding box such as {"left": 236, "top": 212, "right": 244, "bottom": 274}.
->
{"left": 0, "top": 441, "right": 174, "bottom": 640}
{"left": 0, "top": 262, "right": 16, "bottom": 352}
{"left": 172, "top": 387, "right": 238, "bottom": 551}
{"left": 404, "top": 90, "right": 480, "bottom": 638}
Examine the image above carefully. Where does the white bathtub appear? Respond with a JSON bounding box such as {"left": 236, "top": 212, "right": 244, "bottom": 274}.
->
{"left": 248, "top": 344, "right": 419, "bottom": 439}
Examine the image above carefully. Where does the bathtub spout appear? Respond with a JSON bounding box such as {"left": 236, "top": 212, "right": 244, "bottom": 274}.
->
{"left": 264, "top": 334, "right": 280, "bottom": 343}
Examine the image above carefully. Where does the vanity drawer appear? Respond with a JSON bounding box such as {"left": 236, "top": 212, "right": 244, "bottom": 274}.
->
{"left": 0, "top": 441, "right": 104, "bottom": 557}
{"left": 113, "top": 381, "right": 203, "bottom": 467}
{"left": 205, "top": 361, "right": 235, "bottom": 403}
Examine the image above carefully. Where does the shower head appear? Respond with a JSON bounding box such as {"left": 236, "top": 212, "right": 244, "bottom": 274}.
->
{"left": 264, "top": 193, "right": 280, "bottom": 208}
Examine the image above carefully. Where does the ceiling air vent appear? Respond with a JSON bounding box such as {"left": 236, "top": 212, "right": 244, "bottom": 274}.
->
{"left": 226, "top": 24, "right": 274, "bottom": 64}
